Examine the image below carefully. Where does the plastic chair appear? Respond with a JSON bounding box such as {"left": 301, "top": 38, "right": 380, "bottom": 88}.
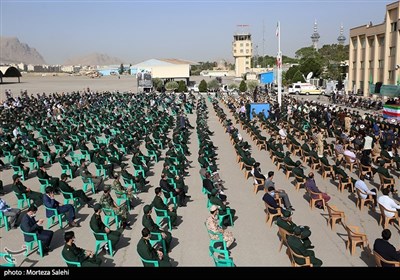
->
{"left": 0, "top": 252, "right": 15, "bottom": 267}
{"left": 326, "top": 204, "right": 346, "bottom": 230}
{"left": 41, "top": 151, "right": 52, "bottom": 164}
{"left": 287, "top": 246, "right": 313, "bottom": 267}
{"left": 277, "top": 226, "right": 292, "bottom": 252}
{"left": 218, "top": 208, "right": 234, "bottom": 228}
{"left": 265, "top": 202, "right": 282, "bottom": 227}
{"left": 343, "top": 223, "right": 370, "bottom": 255}
{"left": 147, "top": 149, "right": 159, "bottom": 162}
{"left": 378, "top": 203, "right": 400, "bottom": 229}
{"left": 102, "top": 208, "right": 121, "bottom": 229}
{"left": 0, "top": 211, "right": 11, "bottom": 231}
{"left": 14, "top": 192, "right": 31, "bottom": 209}
{"left": 306, "top": 188, "right": 326, "bottom": 210}
{"left": 61, "top": 252, "right": 82, "bottom": 267}
{"left": 94, "top": 164, "right": 107, "bottom": 179}
{"left": 121, "top": 176, "right": 139, "bottom": 194}
{"left": 373, "top": 250, "right": 400, "bottom": 267}
{"left": 139, "top": 256, "right": 159, "bottom": 267}
{"left": 149, "top": 232, "right": 167, "bottom": 256}
{"left": 204, "top": 221, "right": 228, "bottom": 251}
{"left": 162, "top": 189, "right": 178, "bottom": 209}
{"left": 92, "top": 230, "right": 114, "bottom": 257}
{"left": 253, "top": 178, "right": 265, "bottom": 194}
{"left": 356, "top": 188, "right": 374, "bottom": 211}
{"left": 60, "top": 189, "right": 81, "bottom": 211}
{"left": 27, "top": 156, "right": 39, "bottom": 170}
{"left": 82, "top": 177, "right": 96, "bottom": 194}
{"left": 38, "top": 178, "right": 51, "bottom": 193}
{"left": 154, "top": 207, "right": 172, "bottom": 231}
{"left": 132, "top": 164, "right": 146, "bottom": 178}
{"left": 209, "top": 246, "right": 235, "bottom": 267}
{"left": 11, "top": 165, "right": 25, "bottom": 181}
{"left": 61, "top": 164, "right": 74, "bottom": 179}
{"left": 44, "top": 205, "right": 66, "bottom": 229}
{"left": 20, "top": 229, "right": 44, "bottom": 258}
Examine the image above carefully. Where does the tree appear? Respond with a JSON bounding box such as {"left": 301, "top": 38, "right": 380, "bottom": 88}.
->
{"left": 239, "top": 80, "right": 247, "bottom": 92}
{"left": 165, "top": 81, "right": 179, "bottom": 92}
{"left": 152, "top": 78, "right": 164, "bottom": 92}
{"left": 246, "top": 80, "right": 259, "bottom": 92}
{"left": 199, "top": 79, "right": 208, "bottom": 92}
{"left": 299, "top": 58, "right": 322, "bottom": 78}
{"left": 118, "top": 63, "right": 124, "bottom": 75}
{"left": 228, "top": 83, "right": 238, "bottom": 90}
{"left": 208, "top": 79, "right": 220, "bottom": 91}
{"left": 177, "top": 80, "right": 187, "bottom": 92}
{"left": 285, "top": 65, "right": 300, "bottom": 84}
{"left": 292, "top": 70, "right": 305, "bottom": 83}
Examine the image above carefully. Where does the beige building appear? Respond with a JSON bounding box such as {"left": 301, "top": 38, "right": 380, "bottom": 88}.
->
{"left": 232, "top": 33, "right": 253, "bottom": 77}
{"left": 349, "top": 1, "right": 400, "bottom": 96}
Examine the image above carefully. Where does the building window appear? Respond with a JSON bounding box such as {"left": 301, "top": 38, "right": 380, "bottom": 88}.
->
{"left": 246, "top": 49, "right": 249, "bottom": 54}
{"left": 389, "top": 70, "right": 394, "bottom": 80}
{"left": 352, "top": 38, "right": 357, "bottom": 48}
{"left": 378, "top": 37, "right": 385, "bottom": 46}
{"left": 389, "top": 46, "right": 396, "bottom": 56}
{"left": 360, "top": 38, "right": 366, "bottom": 48}
{"left": 245, "top": 61, "right": 249, "bottom": 65}
{"left": 240, "top": 43, "right": 243, "bottom": 47}
{"left": 360, "top": 61, "right": 364, "bottom": 69}
{"left": 352, "top": 62, "right": 356, "bottom": 69}
{"left": 234, "top": 49, "right": 237, "bottom": 53}
{"left": 369, "top": 60, "right": 373, "bottom": 69}
{"left": 240, "top": 49, "right": 243, "bottom": 53}
{"left": 368, "top": 38, "right": 374, "bottom": 47}
{"left": 378, "top": 59, "right": 384, "bottom": 68}
{"left": 246, "top": 43, "right": 249, "bottom": 46}
{"left": 391, "top": 22, "right": 397, "bottom": 32}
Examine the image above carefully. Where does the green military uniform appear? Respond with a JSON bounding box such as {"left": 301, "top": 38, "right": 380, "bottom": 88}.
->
{"left": 151, "top": 196, "right": 177, "bottom": 227}
{"left": 137, "top": 237, "right": 171, "bottom": 267}
{"left": 287, "top": 234, "right": 322, "bottom": 267}
{"left": 62, "top": 243, "right": 101, "bottom": 267}
{"left": 209, "top": 193, "right": 236, "bottom": 227}
{"left": 59, "top": 180, "right": 91, "bottom": 204}
{"left": 89, "top": 213, "right": 121, "bottom": 248}
{"left": 276, "top": 217, "right": 312, "bottom": 248}
{"left": 12, "top": 181, "right": 42, "bottom": 206}
{"left": 142, "top": 214, "right": 172, "bottom": 252}
{"left": 112, "top": 179, "right": 136, "bottom": 201}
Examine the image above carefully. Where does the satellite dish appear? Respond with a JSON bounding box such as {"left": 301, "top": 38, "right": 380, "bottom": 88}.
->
{"left": 306, "top": 72, "right": 313, "bottom": 80}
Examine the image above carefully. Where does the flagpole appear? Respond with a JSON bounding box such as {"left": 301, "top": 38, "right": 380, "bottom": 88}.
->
{"left": 277, "top": 21, "right": 282, "bottom": 107}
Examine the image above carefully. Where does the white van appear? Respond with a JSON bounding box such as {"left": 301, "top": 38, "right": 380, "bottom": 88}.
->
{"left": 290, "top": 83, "right": 324, "bottom": 95}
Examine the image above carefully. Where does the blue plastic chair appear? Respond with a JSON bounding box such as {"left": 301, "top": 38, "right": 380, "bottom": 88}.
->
{"left": 14, "top": 192, "right": 31, "bottom": 209}
{"left": 102, "top": 208, "right": 121, "bottom": 230}
{"left": 60, "top": 190, "right": 81, "bottom": 211}
{"left": 204, "top": 222, "right": 228, "bottom": 251}
{"left": 38, "top": 178, "right": 51, "bottom": 193}
{"left": 154, "top": 207, "right": 172, "bottom": 231}
{"left": 82, "top": 177, "right": 96, "bottom": 194}
{"left": 20, "top": 229, "right": 44, "bottom": 258}
{"left": 44, "top": 205, "right": 66, "bottom": 229}
{"left": 61, "top": 252, "right": 82, "bottom": 267}
{"left": 92, "top": 230, "right": 114, "bottom": 257}
{"left": 0, "top": 252, "right": 15, "bottom": 267}
{"left": 139, "top": 256, "right": 159, "bottom": 267}
{"left": 209, "top": 246, "right": 235, "bottom": 267}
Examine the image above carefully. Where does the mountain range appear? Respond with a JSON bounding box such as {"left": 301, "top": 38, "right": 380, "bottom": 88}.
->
{"left": 0, "top": 37, "right": 123, "bottom": 66}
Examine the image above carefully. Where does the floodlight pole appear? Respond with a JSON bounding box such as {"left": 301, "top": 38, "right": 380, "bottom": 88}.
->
{"left": 277, "top": 21, "right": 282, "bottom": 108}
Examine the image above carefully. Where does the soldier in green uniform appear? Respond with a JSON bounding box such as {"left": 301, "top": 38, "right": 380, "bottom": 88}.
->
{"left": 151, "top": 187, "right": 178, "bottom": 228}
{"left": 277, "top": 211, "right": 313, "bottom": 249}
{"left": 59, "top": 173, "right": 93, "bottom": 208}
{"left": 137, "top": 228, "right": 172, "bottom": 267}
{"left": 287, "top": 227, "right": 323, "bottom": 267}
{"left": 90, "top": 204, "right": 122, "bottom": 255}
{"left": 142, "top": 205, "right": 173, "bottom": 253}
{"left": 62, "top": 231, "right": 101, "bottom": 267}
{"left": 12, "top": 174, "right": 42, "bottom": 206}
{"left": 100, "top": 185, "right": 131, "bottom": 229}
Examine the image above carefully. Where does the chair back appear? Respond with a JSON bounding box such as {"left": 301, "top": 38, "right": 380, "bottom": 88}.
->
{"left": 61, "top": 252, "right": 82, "bottom": 267}
{"left": 373, "top": 250, "right": 400, "bottom": 267}
{"left": 139, "top": 256, "right": 159, "bottom": 267}
{"left": 287, "top": 245, "right": 312, "bottom": 267}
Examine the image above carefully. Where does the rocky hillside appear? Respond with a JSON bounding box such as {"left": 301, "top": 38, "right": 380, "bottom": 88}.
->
{"left": 0, "top": 37, "right": 46, "bottom": 65}
{"left": 64, "top": 53, "right": 123, "bottom": 66}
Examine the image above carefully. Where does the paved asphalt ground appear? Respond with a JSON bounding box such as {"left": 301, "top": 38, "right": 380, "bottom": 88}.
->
{"left": 0, "top": 76, "right": 399, "bottom": 267}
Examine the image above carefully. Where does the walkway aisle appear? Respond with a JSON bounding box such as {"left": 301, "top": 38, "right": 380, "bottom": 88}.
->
{"left": 204, "top": 96, "right": 289, "bottom": 266}
{"left": 215, "top": 96, "right": 380, "bottom": 266}
{"left": 167, "top": 106, "right": 212, "bottom": 266}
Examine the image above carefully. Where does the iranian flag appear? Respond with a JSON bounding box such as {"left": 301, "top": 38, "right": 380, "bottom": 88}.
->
{"left": 383, "top": 104, "right": 400, "bottom": 120}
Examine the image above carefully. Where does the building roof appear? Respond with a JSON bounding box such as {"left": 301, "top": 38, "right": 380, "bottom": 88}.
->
{"left": 132, "top": 58, "right": 197, "bottom": 68}
{"left": 0, "top": 66, "right": 22, "bottom": 78}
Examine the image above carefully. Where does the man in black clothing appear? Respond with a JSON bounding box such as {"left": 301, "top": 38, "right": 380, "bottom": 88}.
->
{"left": 59, "top": 173, "right": 93, "bottom": 208}
{"left": 373, "top": 229, "right": 400, "bottom": 266}
{"left": 159, "top": 173, "right": 186, "bottom": 207}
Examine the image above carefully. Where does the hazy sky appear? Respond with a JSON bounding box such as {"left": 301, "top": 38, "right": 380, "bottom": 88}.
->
{"left": 1, "top": 0, "right": 394, "bottom": 64}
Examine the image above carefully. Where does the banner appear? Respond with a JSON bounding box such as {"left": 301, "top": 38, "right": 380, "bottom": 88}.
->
{"left": 137, "top": 69, "right": 153, "bottom": 88}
